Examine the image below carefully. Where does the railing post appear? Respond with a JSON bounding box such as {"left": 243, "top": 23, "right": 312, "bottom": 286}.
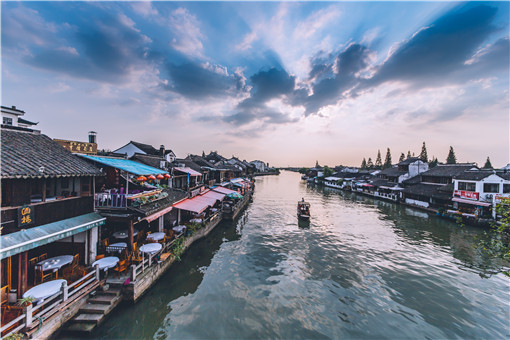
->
{"left": 130, "top": 265, "right": 137, "bottom": 282}
{"left": 25, "top": 303, "right": 33, "bottom": 328}
{"left": 95, "top": 265, "right": 101, "bottom": 281}
{"left": 61, "top": 281, "right": 68, "bottom": 302}
{"left": 148, "top": 254, "right": 152, "bottom": 267}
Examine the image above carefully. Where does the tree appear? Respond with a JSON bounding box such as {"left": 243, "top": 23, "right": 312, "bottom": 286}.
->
{"left": 384, "top": 148, "right": 392, "bottom": 169}
{"left": 315, "top": 160, "right": 319, "bottom": 168}
{"left": 375, "top": 150, "right": 382, "bottom": 169}
{"left": 202, "top": 150, "right": 205, "bottom": 158}
{"left": 430, "top": 157, "right": 439, "bottom": 168}
{"left": 419, "top": 142, "right": 428, "bottom": 163}
{"left": 407, "top": 150, "right": 412, "bottom": 159}
{"left": 367, "top": 157, "right": 374, "bottom": 169}
{"left": 323, "top": 166, "right": 333, "bottom": 178}
{"left": 361, "top": 158, "right": 367, "bottom": 169}
{"left": 483, "top": 157, "right": 493, "bottom": 169}
{"left": 446, "top": 146, "right": 457, "bottom": 164}
{"left": 399, "top": 153, "right": 405, "bottom": 162}
{"left": 298, "top": 167, "right": 309, "bottom": 174}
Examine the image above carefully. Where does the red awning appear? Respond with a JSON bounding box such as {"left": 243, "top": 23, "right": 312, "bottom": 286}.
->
{"left": 192, "top": 195, "right": 218, "bottom": 207}
{"left": 145, "top": 205, "right": 173, "bottom": 222}
{"left": 200, "top": 190, "right": 226, "bottom": 202}
{"left": 173, "top": 197, "right": 210, "bottom": 213}
{"left": 452, "top": 197, "right": 491, "bottom": 207}
{"left": 211, "top": 186, "right": 238, "bottom": 195}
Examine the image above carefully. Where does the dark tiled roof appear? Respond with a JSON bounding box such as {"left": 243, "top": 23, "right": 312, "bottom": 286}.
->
{"left": 379, "top": 167, "right": 405, "bottom": 177}
{"left": 130, "top": 188, "right": 188, "bottom": 217}
{"left": 1, "top": 128, "right": 102, "bottom": 178}
{"left": 187, "top": 155, "right": 217, "bottom": 169}
{"left": 131, "top": 153, "right": 167, "bottom": 170}
{"left": 205, "top": 151, "right": 226, "bottom": 162}
{"left": 402, "top": 175, "right": 421, "bottom": 185}
{"left": 403, "top": 183, "right": 453, "bottom": 200}
{"left": 454, "top": 170, "right": 498, "bottom": 181}
{"left": 370, "top": 178, "right": 398, "bottom": 187}
{"left": 172, "top": 159, "right": 203, "bottom": 173}
{"left": 130, "top": 141, "right": 159, "bottom": 155}
{"left": 421, "top": 163, "right": 476, "bottom": 177}
{"left": 398, "top": 157, "right": 422, "bottom": 165}
{"left": 18, "top": 118, "right": 38, "bottom": 126}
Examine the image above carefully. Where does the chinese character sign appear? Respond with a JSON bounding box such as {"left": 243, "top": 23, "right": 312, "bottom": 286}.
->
{"left": 18, "top": 205, "right": 34, "bottom": 227}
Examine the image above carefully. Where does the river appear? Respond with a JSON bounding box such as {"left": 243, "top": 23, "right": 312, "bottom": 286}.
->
{"left": 77, "top": 171, "right": 509, "bottom": 339}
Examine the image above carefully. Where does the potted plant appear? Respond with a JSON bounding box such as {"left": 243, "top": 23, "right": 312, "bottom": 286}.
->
{"left": 3, "top": 333, "right": 23, "bottom": 340}
{"left": 17, "top": 296, "right": 35, "bottom": 307}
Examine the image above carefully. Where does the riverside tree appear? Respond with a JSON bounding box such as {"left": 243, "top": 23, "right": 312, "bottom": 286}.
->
{"left": 384, "top": 148, "right": 392, "bottom": 168}
{"left": 375, "top": 150, "right": 382, "bottom": 169}
{"left": 430, "top": 157, "right": 439, "bottom": 168}
{"left": 407, "top": 150, "right": 412, "bottom": 159}
{"left": 367, "top": 157, "right": 374, "bottom": 169}
{"left": 399, "top": 153, "right": 405, "bottom": 163}
{"left": 420, "top": 142, "right": 428, "bottom": 163}
{"left": 361, "top": 158, "right": 367, "bottom": 169}
{"left": 446, "top": 146, "right": 457, "bottom": 164}
{"left": 483, "top": 157, "right": 493, "bottom": 169}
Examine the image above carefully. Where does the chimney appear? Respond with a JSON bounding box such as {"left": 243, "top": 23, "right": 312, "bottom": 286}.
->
{"left": 12, "top": 106, "right": 16, "bottom": 110}
{"left": 160, "top": 145, "right": 165, "bottom": 156}
{"left": 88, "top": 131, "right": 97, "bottom": 144}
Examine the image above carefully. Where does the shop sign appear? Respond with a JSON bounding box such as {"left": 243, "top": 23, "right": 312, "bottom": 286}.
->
{"left": 495, "top": 194, "right": 510, "bottom": 204}
{"left": 18, "top": 205, "right": 34, "bottom": 227}
{"left": 54, "top": 139, "right": 97, "bottom": 154}
{"left": 453, "top": 190, "right": 479, "bottom": 200}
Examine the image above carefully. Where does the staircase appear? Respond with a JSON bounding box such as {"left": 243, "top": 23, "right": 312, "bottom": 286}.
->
{"left": 65, "top": 284, "right": 123, "bottom": 334}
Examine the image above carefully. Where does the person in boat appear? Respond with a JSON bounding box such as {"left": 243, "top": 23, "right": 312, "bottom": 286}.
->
{"left": 302, "top": 197, "right": 304, "bottom": 202}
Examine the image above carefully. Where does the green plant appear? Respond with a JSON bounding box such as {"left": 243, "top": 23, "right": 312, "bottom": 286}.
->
{"left": 3, "top": 333, "right": 23, "bottom": 340}
{"left": 171, "top": 237, "right": 185, "bottom": 261}
{"left": 17, "top": 296, "right": 35, "bottom": 307}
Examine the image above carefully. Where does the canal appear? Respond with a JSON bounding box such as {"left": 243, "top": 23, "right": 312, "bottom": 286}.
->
{"left": 75, "top": 171, "right": 509, "bottom": 339}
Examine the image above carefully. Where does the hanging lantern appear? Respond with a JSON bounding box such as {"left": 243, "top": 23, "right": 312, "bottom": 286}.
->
{"left": 137, "top": 176, "right": 147, "bottom": 182}
{"left": 164, "top": 174, "right": 171, "bottom": 179}
{"left": 148, "top": 175, "right": 156, "bottom": 181}
{"left": 156, "top": 174, "right": 164, "bottom": 180}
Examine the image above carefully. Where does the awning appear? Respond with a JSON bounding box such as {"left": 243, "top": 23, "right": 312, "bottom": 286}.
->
{"left": 173, "top": 197, "right": 210, "bottom": 214}
{"left": 452, "top": 197, "right": 491, "bottom": 207}
{"left": 80, "top": 155, "right": 167, "bottom": 176}
{"left": 192, "top": 195, "right": 218, "bottom": 207}
{"left": 200, "top": 190, "right": 226, "bottom": 202}
{"left": 325, "top": 177, "right": 341, "bottom": 181}
{"left": 144, "top": 205, "right": 173, "bottom": 223}
{"left": 211, "top": 186, "right": 238, "bottom": 195}
{"left": 0, "top": 212, "right": 105, "bottom": 260}
{"left": 174, "top": 167, "right": 202, "bottom": 176}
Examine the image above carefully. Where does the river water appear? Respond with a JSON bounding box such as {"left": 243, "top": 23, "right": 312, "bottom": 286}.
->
{"left": 84, "top": 171, "right": 509, "bottom": 339}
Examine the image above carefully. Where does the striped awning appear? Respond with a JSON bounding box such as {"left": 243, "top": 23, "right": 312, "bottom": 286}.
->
{"left": 0, "top": 212, "right": 105, "bottom": 260}
{"left": 452, "top": 197, "right": 491, "bottom": 207}
{"left": 211, "top": 186, "right": 238, "bottom": 195}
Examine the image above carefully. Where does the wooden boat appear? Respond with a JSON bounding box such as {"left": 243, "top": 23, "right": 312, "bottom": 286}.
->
{"left": 297, "top": 201, "right": 311, "bottom": 221}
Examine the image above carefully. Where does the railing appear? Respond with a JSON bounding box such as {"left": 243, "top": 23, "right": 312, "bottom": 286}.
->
{"left": 1, "top": 268, "right": 100, "bottom": 338}
{"left": 94, "top": 193, "right": 127, "bottom": 209}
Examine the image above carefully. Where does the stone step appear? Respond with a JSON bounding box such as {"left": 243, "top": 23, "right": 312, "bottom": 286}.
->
{"left": 66, "top": 322, "right": 96, "bottom": 333}
{"left": 74, "top": 313, "right": 103, "bottom": 324}
{"left": 80, "top": 303, "right": 111, "bottom": 314}
{"left": 88, "top": 295, "right": 115, "bottom": 304}
{"left": 96, "top": 289, "right": 121, "bottom": 297}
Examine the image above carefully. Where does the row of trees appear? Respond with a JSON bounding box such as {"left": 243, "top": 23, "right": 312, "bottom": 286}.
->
{"left": 360, "top": 143, "right": 494, "bottom": 170}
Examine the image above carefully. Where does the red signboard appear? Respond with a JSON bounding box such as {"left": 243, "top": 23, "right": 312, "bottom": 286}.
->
{"left": 453, "top": 190, "right": 479, "bottom": 200}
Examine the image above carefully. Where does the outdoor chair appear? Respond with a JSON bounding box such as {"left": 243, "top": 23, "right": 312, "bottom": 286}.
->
{"left": 95, "top": 254, "right": 105, "bottom": 261}
{"left": 35, "top": 265, "right": 52, "bottom": 284}
{"left": 1, "top": 285, "right": 9, "bottom": 306}
{"left": 113, "top": 260, "right": 128, "bottom": 278}
{"left": 38, "top": 253, "right": 48, "bottom": 262}
{"left": 29, "top": 257, "right": 38, "bottom": 285}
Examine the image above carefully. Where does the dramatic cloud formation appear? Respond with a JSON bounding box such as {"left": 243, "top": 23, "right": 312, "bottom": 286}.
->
{"left": 1, "top": 1, "right": 508, "bottom": 167}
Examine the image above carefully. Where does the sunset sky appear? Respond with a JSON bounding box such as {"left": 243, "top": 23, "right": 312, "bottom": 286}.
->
{"left": 2, "top": 1, "right": 509, "bottom": 167}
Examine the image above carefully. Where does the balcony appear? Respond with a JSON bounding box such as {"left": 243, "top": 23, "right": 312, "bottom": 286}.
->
{"left": 94, "top": 189, "right": 169, "bottom": 210}
{"left": 1, "top": 196, "right": 94, "bottom": 235}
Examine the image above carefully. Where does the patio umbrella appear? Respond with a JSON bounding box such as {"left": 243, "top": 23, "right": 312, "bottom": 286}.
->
{"left": 227, "top": 192, "right": 243, "bottom": 199}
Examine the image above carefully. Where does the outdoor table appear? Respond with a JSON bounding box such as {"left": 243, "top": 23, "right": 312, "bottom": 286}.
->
{"left": 112, "top": 229, "right": 139, "bottom": 239}
{"left": 92, "top": 256, "right": 119, "bottom": 271}
{"left": 210, "top": 208, "right": 218, "bottom": 212}
{"left": 139, "top": 243, "right": 162, "bottom": 255}
{"left": 38, "top": 255, "right": 74, "bottom": 277}
{"left": 147, "top": 232, "right": 165, "bottom": 241}
{"left": 173, "top": 225, "right": 186, "bottom": 234}
{"left": 106, "top": 242, "right": 127, "bottom": 253}
{"left": 189, "top": 218, "right": 203, "bottom": 223}
{"left": 23, "top": 279, "right": 67, "bottom": 304}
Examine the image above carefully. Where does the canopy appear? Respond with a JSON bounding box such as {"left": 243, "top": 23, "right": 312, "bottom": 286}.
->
{"left": 174, "top": 167, "right": 202, "bottom": 176}
{"left": 211, "top": 186, "right": 238, "bottom": 195}
{"left": 80, "top": 155, "right": 167, "bottom": 176}
{"left": 325, "top": 177, "right": 342, "bottom": 181}
{"left": 173, "top": 197, "right": 210, "bottom": 214}
{"left": 0, "top": 212, "right": 105, "bottom": 260}
{"left": 200, "top": 190, "right": 226, "bottom": 202}
{"left": 452, "top": 197, "right": 491, "bottom": 207}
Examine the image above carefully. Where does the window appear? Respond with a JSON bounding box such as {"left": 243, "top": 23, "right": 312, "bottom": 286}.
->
{"left": 504, "top": 184, "right": 510, "bottom": 194}
{"left": 483, "top": 183, "right": 499, "bottom": 193}
{"left": 2, "top": 117, "right": 13, "bottom": 125}
{"left": 458, "top": 181, "right": 475, "bottom": 191}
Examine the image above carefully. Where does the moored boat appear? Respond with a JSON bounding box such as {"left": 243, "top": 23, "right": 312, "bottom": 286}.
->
{"left": 297, "top": 200, "right": 311, "bottom": 220}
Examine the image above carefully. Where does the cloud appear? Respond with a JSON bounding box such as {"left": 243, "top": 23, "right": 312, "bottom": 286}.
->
{"left": 130, "top": 2, "right": 159, "bottom": 17}
{"left": 168, "top": 7, "right": 205, "bottom": 58}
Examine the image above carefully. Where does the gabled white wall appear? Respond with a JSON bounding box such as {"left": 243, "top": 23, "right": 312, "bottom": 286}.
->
{"left": 114, "top": 144, "right": 144, "bottom": 158}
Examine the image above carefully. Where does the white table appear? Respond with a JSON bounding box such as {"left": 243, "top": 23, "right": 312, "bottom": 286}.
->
{"left": 147, "top": 232, "right": 165, "bottom": 241}
{"left": 139, "top": 243, "right": 162, "bottom": 255}
{"left": 92, "top": 256, "right": 119, "bottom": 271}
{"left": 38, "top": 255, "right": 74, "bottom": 273}
{"left": 112, "top": 229, "right": 138, "bottom": 239}
{"left": 173, "top": 225, "right": 186, "bottom": 234}
{"left": 189, "top": 218, "right": 203, "bottom": 223}
{"left": 106, "top": 242, "right": 127, "bottom": 253}
{"left": 23, "top": 279, "right": 67, "bottom": 303}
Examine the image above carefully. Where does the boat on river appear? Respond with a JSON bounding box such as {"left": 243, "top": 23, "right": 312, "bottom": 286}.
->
{"left": 297, "top": 200, "right": 311, "bottom": 221}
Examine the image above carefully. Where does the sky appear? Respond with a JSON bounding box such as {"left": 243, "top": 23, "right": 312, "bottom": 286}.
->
{"left": 1, "top": 1, "right": 509, "bottom": 167}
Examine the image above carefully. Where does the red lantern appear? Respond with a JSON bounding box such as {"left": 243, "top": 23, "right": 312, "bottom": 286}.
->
{"left": 164, "top": 174, "right": 170, "bottom": 179}
{"left": 156, "top": 174, "right": 164, "bottom": 180}
{"left": 137, "top": 176, "right": 147, "bottom": 182}
{"left": 148, "top": 175, "right": 156, "bottom": 181}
